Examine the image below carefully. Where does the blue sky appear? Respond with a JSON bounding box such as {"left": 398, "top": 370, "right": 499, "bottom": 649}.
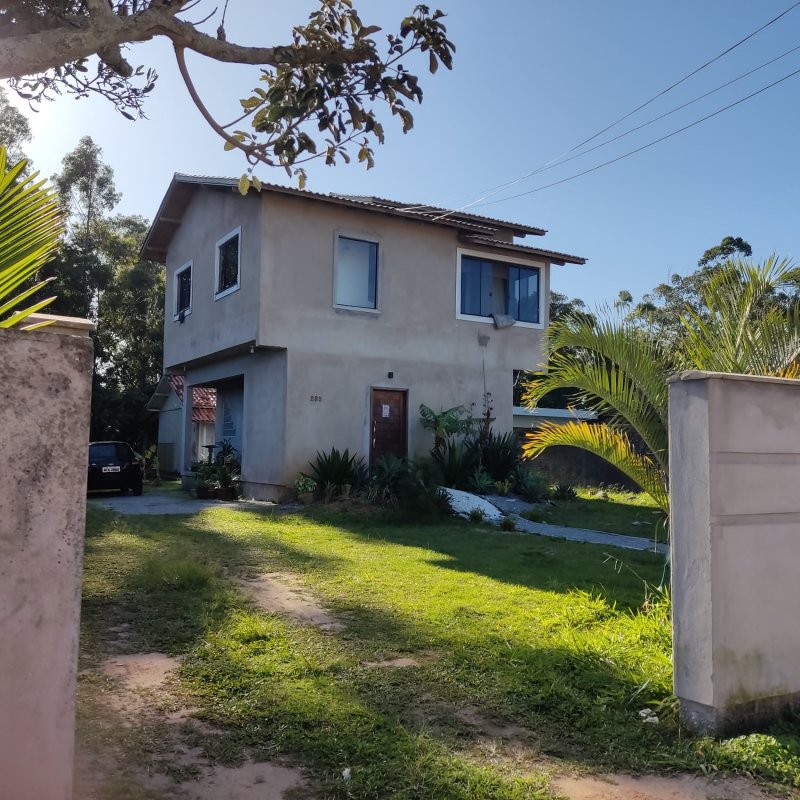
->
{"left": 7, "top": 0, "right": 800, "bottom": 306}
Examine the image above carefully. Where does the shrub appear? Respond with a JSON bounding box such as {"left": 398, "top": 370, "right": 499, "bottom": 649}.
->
{"left": 468, "top": 508, "right": 485, "bottom": 523}
{"left": 294, "top": 475, "right": 317, "bottom": 494}
{"left": 493, "top": 479, "right": 513, "bottom": 496}
{"left": 308, "top": 447, "right": 367, "bottom": 494}
{"left": 432, "top": 438, "right": 478, "bottom": 489}
{"left": 468, "top": 466, "right": 495, "bottom": 495}
{"left": 478, "top": 431, "right": 520, "bottom": 482}
{"left": 552, "top": 483, "right": 578, "bottom": 501}
{"left": 499, "top": 516, "right": 516, "bottom": 532}
{"left": 394, "top": 460, "right": 452, "bottom": 518}
{"left": 368, "top": 455, "right": 407, "bottom": 504}
{"left": 513, "top": 465, "right": 551, "bottom": 502}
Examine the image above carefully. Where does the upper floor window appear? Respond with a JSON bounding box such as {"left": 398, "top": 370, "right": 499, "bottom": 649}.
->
{"left": 335, "top": 236, "right": 378, "bottom": 310}
{"left": 174, "top": 262, "right": 192, "bottom": 319}
{"left": 458, "top": 254, "right": 541, "bottom": 325}
{"left": 215, "top": 227, "right": 241, "bottom": 299}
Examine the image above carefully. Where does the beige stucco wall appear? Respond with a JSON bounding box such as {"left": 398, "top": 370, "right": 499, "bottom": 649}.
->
{"left": 669, "top": 371, "right": 800, "bottom": 733}
{"left": 0, "top": 327, "right": 93, "bottom": 799}
{"left": 163, "top": 186, "right": 262, "bottom": 369}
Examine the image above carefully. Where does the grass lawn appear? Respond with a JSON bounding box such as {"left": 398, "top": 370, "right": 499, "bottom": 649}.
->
{"left": 79, "top": 505, "right": 800, "bottom": 798}
{"left": 523, "top": 488, "right": 667, "bottom": 537}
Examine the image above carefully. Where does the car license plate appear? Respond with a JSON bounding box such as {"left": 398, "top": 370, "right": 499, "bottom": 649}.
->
{"left": 102, "top": 466, "right": 121, "bottom": 473}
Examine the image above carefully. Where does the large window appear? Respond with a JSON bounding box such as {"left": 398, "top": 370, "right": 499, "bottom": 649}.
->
{"left": 215, "top": 228, "right": 241, "bottom": 298}
{"left": 335, "top": 236, "right": 378, "bottom": 310}
{"left": 459, "top": 254, "right": 540, "bottom": 324}
{"left": 174, "top": 262, "right": 192, "bottom": 319}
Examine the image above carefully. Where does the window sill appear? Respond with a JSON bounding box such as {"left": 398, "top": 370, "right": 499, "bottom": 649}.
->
{"left": 456, "top": 312, "right": 543, "bottom": 330}
{"left": 214, "top": 284, "right": 240, "bottom": 301}
{"left": 333, "top": 304, "right": 381, "bottom": 316}
{"left": 173, "top": 308, "right": 192, "bottom": 322}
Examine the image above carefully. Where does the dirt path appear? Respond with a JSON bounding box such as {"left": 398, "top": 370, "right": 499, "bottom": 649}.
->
{"left": 75, "top": 650, "right": 313, "bottom": 800}
{"left": 553, "top": 772, "right": 782, "bottom": 800}
{"left": 236, "top": 572, "right": 345, "bottom": 632}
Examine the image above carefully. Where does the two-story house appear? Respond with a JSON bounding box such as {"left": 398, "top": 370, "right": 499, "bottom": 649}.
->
{"left": 142, "top": 175, "right": 586, "bottom": 500}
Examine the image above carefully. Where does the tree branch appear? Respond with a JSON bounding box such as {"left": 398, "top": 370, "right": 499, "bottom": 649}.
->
{"left": 173, "top": 44, "right": 256, "bottom": 162}
{"left": 0, "top": 5, "right": 373, "bottom": 82}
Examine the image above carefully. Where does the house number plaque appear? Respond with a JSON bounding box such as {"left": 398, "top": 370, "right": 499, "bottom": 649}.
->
{"left": 382, "top": 404, "right": 391, "bottom": 418}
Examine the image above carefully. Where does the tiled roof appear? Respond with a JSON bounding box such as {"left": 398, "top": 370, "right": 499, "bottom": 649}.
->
{"left": 141, "top": 174, "right": 558, "bottom": 261}
{"left": 167, "top": 376, "right": 216, "bottom": 423}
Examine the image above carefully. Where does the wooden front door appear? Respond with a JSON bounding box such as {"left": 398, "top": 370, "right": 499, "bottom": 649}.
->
{"left": 370, "top": 389, "right": 408, "bottom": 466}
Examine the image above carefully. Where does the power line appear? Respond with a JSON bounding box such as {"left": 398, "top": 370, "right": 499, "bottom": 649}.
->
{"left": 569, "top": 0, "right": 800, "bottom": 151}
{"left": 534, "top": 42, "right": 800, "bottom": 178}
{"left": 475, "top": 64, "right": 800, "bottom": 208}
{"left": 432, "top": 0, "right": 800, "bottom": 218}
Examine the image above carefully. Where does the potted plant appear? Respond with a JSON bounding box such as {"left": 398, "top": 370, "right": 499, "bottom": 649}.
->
{"left": 295, "top": 475, "right": 317, "bottom": 504}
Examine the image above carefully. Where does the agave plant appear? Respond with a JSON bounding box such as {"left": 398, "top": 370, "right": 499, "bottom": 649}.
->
{"left": 523, "top": 256, "right": 800, "bottom": 514}
{"left": 0, "top": 147, "right": 64, "bottom": 329}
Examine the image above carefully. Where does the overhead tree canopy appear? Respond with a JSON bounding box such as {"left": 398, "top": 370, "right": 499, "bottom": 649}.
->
{"left": 1, "top": 0, "right": 454, "bottom": 186}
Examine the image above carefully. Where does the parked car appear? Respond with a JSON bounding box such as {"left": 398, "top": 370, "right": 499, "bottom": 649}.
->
{"left": 88, "top": 441, "right": 144, "bottom": 495}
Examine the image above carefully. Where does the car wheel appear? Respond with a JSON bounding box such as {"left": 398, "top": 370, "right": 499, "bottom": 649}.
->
{"left": 132, "top": 483, "right": 143, "bottom": 496}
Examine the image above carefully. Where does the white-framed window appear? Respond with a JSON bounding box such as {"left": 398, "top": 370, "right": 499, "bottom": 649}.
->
{"left": 455, "top": 249, "right": 543, "bottom": 328}
{"left": 173, "top": 261, "right": 192, "bottom": 320}
{"left": 334, "top": 234, "right": 379, "bottom": 311}
{"left": 214, "top": 227, "right": 241, "bottom": 300}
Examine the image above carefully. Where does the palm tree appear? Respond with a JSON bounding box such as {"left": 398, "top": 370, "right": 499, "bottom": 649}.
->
{"left": 523, "top": 256, "right": 800, "bottom": 514}
{"left": 0, "top": 146, "right": 64, "bottom": 329}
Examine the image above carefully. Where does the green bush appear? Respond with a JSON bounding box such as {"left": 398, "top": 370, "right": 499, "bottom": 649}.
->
{"left": 468, "top": 507, "right": 485, "bottom": 523}
{"left": 307, "top": 447, "right": 367, "bottom": 494}
{"left": 368, "top": 455, "right": 407, "bottom": 504}
{"left": 552, "top": 483, "right": 578, "bottom": 501}
{"left": 432, "top": 438, "right": 478, "bottom": 489}
{"left": 499, "top": 516, "right": 516, "bottom": 531}
{"left": 394, "top": 460, "right": 452, "bottom": 518}
{"left": 478, "top": 431, "right": 520, "bottom": 482}
{"left": 513, "top": 465, "right": 550, "bottom": 502}
{"left": 294, "top": 475, "right": 317, "bottom": 493}
{"left": 468, "top": 466, "right": 495, "bottom": 494}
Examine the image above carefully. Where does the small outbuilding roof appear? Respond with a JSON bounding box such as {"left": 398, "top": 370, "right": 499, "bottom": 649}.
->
{"left": 146, "top": 375, "right": 216, "bottom": 424}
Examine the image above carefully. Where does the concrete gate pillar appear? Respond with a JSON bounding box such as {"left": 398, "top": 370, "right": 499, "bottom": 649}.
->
{"left": 669, "top": 371, "right": 800, "bottom": 734}
{"left": 0, "top": 320, "right": 93, "bottom": 799}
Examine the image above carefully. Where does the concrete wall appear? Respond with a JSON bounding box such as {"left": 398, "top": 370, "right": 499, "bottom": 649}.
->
{"left": 669, "top": 371, "right": 800, "bottom": 734}
{"left": 0, "top": 327, "right": 93, "bottom": 799}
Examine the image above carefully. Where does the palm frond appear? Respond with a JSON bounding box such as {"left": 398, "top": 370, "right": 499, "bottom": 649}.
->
{"left": 522, "top": 421, "right": 669, "bottom": 513}
{"left": 680, "top": 256, "right": 800, "bottom": 376}
{"left": 525, "top": 313, "right": 672, "bottom": 470}
{"left": 0, "top": 146, "right": 64, "bottom": 327}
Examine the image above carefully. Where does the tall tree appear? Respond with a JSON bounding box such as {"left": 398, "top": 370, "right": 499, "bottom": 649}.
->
{"left": 626, "top": 236, "right": 755, "bottom": 344}
{"left": 1, "top": 1, "right": 454, "bottom": 185}
{"left": 54, "top": 136, "right": 121, "bottom": 248}
{"left": 0, "top": 87, "right": 32, "bottom": 168}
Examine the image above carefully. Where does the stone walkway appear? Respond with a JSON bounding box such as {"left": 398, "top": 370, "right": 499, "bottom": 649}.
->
{"left": 87, "top": 489, "right": 277, "bottom": 516}
{"left": 483, "top": 494, "right": 668, "bottom": 553}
